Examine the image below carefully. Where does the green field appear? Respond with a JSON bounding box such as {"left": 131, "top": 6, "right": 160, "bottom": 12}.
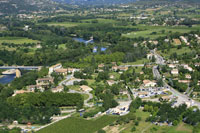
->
{"left": 46, "top": 22, "right": 83, "bottom": 27}
{"left": 121, "top": 58, "right": 149, "bottom": 65}
{"left": 158, "top": 47, "right": 193, "bottom": 59}
{"left": 118, "top": 110, "right": 193, "bottom": 133}
{"left": 45, "top": 18, "right": 117, "bottom": 28}
{"left": 123, "top": 25, "right": 200, "bottom": 39}
{"left": 0, "top": 37, "right": 39, "bottom": 44}
{"left": 37, "top": 115, "right": 117, "bottom": 133}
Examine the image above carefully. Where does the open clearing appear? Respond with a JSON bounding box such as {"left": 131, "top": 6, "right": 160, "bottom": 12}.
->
{"left": 0, "top": 37, "right": 39, "bottom": 44}
{"left": 37, "top": 115, "right": 117, "bottom": 133}
{"left": 123, "top": 25, "right": 200, "bottom": 39}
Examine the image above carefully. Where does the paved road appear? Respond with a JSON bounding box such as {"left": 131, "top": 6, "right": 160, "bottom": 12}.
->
{"left": 34, "top": 112, "right": 75, "bottom": 132}
{"left": 152, "top": 51, "right": 200, "bottom": 109}
{"left": 120, "top": 64, "right": 144, "bottom": 67}
{"left": 151, "top": 50, "right": 165, "bottom": 65}
{"left": 69, "top": 89, "right": 94, "bottom": 107}
{"left": 0, "top": 66, "right": 40, "bottom": 70}
{"left": 153, "top": 65, "right": 161, "bottom": 79}
{"left": 59, "top": 75, "right": 73, "bottom": 86}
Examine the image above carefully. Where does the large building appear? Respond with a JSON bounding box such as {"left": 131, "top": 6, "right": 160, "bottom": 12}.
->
{"left": 49, "top": 63, "right": 62, "bottom": 75}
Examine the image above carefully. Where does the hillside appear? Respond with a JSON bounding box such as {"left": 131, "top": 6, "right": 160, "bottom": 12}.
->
{"left": 0, "top": 0, "right": 59, "bottom": 15}
{"left": 53, "top": 0, "right": 137, "bottom": 5}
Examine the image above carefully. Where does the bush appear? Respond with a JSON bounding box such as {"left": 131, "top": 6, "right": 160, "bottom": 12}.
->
{"left": 98, "top": 129, "right": 106, "bottom": 133}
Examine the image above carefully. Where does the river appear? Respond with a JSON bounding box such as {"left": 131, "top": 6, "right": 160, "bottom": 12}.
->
{"left": 0, "top": 74, "right": 16, "bottom": 84}
{"left": 73, "top": 37, "right": 94, "bottom": 44}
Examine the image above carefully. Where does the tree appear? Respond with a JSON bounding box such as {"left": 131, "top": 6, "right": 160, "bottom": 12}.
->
{"left": 98, "top": 129, "right": 106, "bottom": 133}
{"left": 157, "top": 78, "right": 163, "bottom": 87}
{"left": 131, "top": 126, "right": 136, "bottom": 132}
{"left": 0, "top": 60, "right": 4, "bottom": 66}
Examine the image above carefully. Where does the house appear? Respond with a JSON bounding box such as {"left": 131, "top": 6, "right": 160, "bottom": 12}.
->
{"left": 51, "top": 86, "right": 64, "bottom": 93}
{"left": 54, "top": 68, "right": 68, "bottom": 75}
{"left": 112, "top": 66, "right": 118, "bottom": 71}
{"left": 67, "top": 68, "right": 79, "bottom": 74}
{"left": 140, "top": 72, "right": 144, "bottom": 75}
{"left": 36, "top": 77, "right": 54, "bottom": 86}
{"left": 185, "top": 74, "right": 191, "bottom": 79}
{"left": 180, "top": 36, "right": 188, "bottom": 44}
{"left": 160, "top": 95, "right": 172, "bottom": 101}
{"left": 110, "top": 75, "right": 115, "bottom": 79}
{"left": 27, "top": 85, "right": 44, "bottom": 92}
{"left": 12, "top": 90, "right": 32, "bottom": 96}
{"left": 143, "top": 80, "right": 157, "bottom": 87}
{"left": 171, "top": 69, "right": 179, "bottom": 75}
{"left": 80, "top": 85, "right": 93, "bottom": 92}
{"left": 49, "top": 63, "right": 62, "bottom": 74}
{"left": 173, "top": 39, "right": 181, "bottom": 45}
{"left": 178, "top": 80, "right": 191, "bottom": 84}
{"left": 137, "top": 91, "right": 149, "bottom": 98}
{"left": 107, "top": 80, "right": 117, "bottom": 86}
{"left": 195, "top": 63, "right": 200, "bottom": 67}
{"left": 112, "top": 66, "right": 128, "bottom": 71}
{"left": 183, "top": 65, "right": 193, "bottom": 72}
{"left": 98, "top": 64, "right": 104, "bottom": 68}
{"left": 168, "top": 64, "right": 176, "bottom": 68}
{"left": 147, "top": 53, "right": 154, "bottom": 60}
{"left": 164, "top": 39, "right": 169, "bottom": 42}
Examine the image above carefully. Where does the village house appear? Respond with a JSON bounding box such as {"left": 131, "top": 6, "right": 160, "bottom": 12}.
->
{"left": 27, "top": 85, "right": 45, "bottom": 92}
{"left": 137, "top": 91, "right": 149, "bottom": 98}
{"left": 112, "top": 66, "right": 128, "bottom": 71}
{"left": 147, "top": 53, "right": 154, "bottom": 60}
{"left": 51, "top": 86, "right": 64, "bottom": 93}
{"left": 185, "top": 74, "right": 191, "bottom": 79}
{"left": 110, "top": 75, "right": 115, "bottom": 79}
{"left": 160, "top": 95, "right": 172, "bottom": 102}
{"left": 107, "top": 80, "right": 117, "bottom": 86}
{"left": 80, "top": 85, "right": 93, "bottom": 92}
{"left": 168, "top": 64, "right": 176, "bottom": 68}
{"left": 98, "top": 64, "right": 104, "bottom": 69}
{"left": 173, "top": 39, "right": 181, "bottom": 45}
{"left": 49, "top": 63, "right": 62, "bottom": 75}
{"left": 54, "top": 68, "right": 68, "bottom": 75}
{"left": 180, "top": 36, "right": 188, "bottom": 44}
{"left": 36, "top": 77, "right": 54, "bottom": 86}
{"left": 143, "top": 80, "right": 157, "bottom": 87}
{"left": 178, "top": 80, "right": 191, "bottom": 84}
{"left": 67, "top": 68, "right": 79, "bottom": 74}
{"left": 183, "top": 64, "right": 193, "bottom": 72}
{"left": 171, "top": 69, "right": 179, "bottom": 75}
{"left": 12, "top": 90, "right": 32, "bottom": 96}
{"left": 195, "top": 63, "right": 200, "bottom": 67}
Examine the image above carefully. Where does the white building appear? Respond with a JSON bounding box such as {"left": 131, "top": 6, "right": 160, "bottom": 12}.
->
{"left": 171, "top": 69, "right": 179, "bottom": 75}
{"left": 49, "top": 63, "right": 62, "bottom": 75}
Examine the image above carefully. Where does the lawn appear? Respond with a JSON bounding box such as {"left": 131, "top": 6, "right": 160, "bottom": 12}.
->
{"left": 0, "top": 37, "right": 39, "bottom": 44}
{"left": 37, "top": 115, "right": 117, "bottom": 133}
{"left": 116, "top": 110, "right": 193, "bottom": 133}
{"left": 82, "top": 93, "right": 89, "bottom": 100}
{"left": 158, "top": 47, "right": 193, "bottom": 59}
{"left": 122, "top": 25, "right": 199, "bottom": 39}
{"left": 121, "top": 58, "right": 149, "bottom": 65}
{"left": 81, "top": 18, "right": 117, "bottom": 24}
{"left": 44, "top": 21, "right": 89, "bottom": 27}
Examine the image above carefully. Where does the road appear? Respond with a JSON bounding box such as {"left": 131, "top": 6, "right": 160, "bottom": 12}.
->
{"left": 59, "top": 75, "right": 73, "bottom": 86}
{"left": 69, "top": 89, "right": 94, "bottom": 107}
{"left": 152, "top": 51, "right": 200, "bottom": 109}
{"left": 120, "top": 64, "right": 144, "bottom": 67}
{"left": 34, "top": 112, "right": 75, "bottom": 132}
{"left": 0, "top": 66, "right": 41, "bottom": 70}
{"left": 152, "top": 65, "right": 161, "bottom": 79}
{"left": 151, "top": 50, "right": 165, "bottom": 65}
